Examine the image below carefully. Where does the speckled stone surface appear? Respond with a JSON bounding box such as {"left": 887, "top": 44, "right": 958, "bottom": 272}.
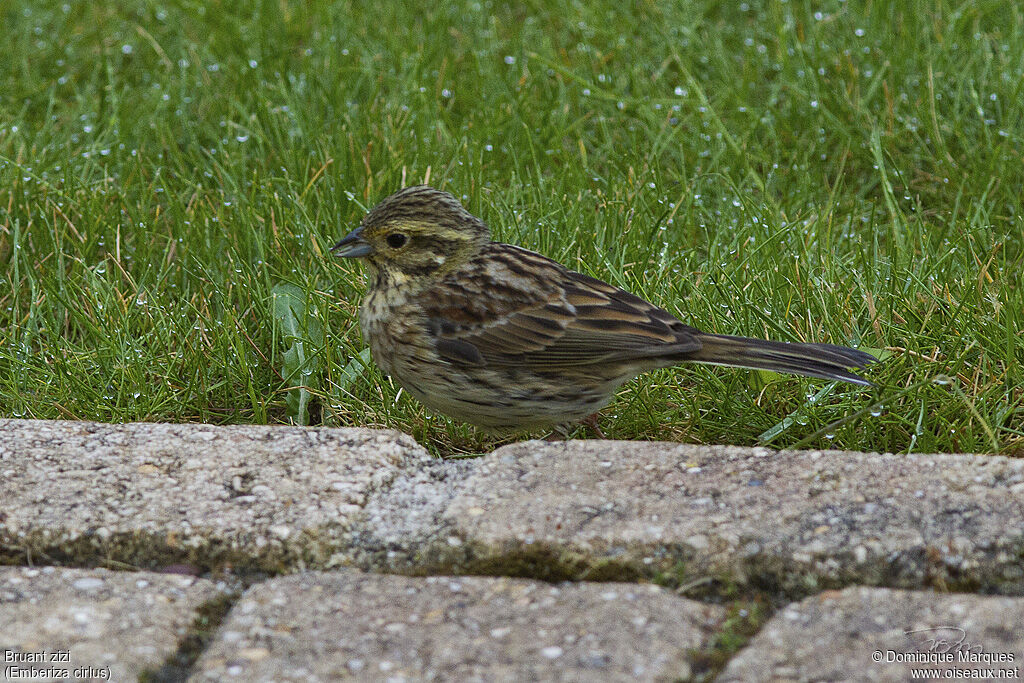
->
{"left": 5, "top": 421, "right": 1024, "bottom": 594}
{"left": 0, "top": 420, "right": 443, "bottom": 572}
{"left": 189, "top": 569, "right": 724, "bottom": 682}
{"left": 426, "top": 440, "right": 1024, "bottom": 593}
{"left": 1, "top": 566, "right": 226, "bottom": 682}
{"left": 720, "top": 586, "right": 1024, "bottom": 682}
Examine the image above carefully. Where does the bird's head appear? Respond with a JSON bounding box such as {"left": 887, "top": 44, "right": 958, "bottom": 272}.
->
{"left": 331, "top": 186, "right": 490, "bottom": 284}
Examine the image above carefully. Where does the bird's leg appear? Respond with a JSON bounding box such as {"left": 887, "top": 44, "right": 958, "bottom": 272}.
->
{"left": 543, "top": 414, "right": 605, "bottom": 441}
{"left": 544, "top": 424, "right": 571, "bottom": 442}
{"left": 582, "top": 413, "right": 605, "bottom": 439}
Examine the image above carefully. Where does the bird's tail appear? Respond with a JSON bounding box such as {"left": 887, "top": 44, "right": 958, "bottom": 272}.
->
{"left": 687, "top": 333, "right": 876, "bottom": 386}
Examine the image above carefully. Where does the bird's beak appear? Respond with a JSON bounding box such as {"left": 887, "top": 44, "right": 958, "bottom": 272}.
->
{"left": 330, "top": 226, "right": 372, "bottom": 258}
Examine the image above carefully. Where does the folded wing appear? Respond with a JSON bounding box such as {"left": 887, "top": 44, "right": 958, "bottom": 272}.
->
{"left": 421, "top": 245, "right": 701, "bottom": 368}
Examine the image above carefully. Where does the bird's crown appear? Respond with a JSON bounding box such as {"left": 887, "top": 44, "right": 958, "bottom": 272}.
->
{"left": 334, "top": 186, "right": 491, "bottom": 280}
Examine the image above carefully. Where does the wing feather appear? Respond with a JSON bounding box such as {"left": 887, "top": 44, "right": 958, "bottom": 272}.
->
{"left": 422, "top": 244, "right": 701, "bottom": 367}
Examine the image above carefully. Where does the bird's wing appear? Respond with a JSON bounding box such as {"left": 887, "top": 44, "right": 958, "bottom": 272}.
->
{"left": 419, "top": 244, "right": 702, "bottom": 367}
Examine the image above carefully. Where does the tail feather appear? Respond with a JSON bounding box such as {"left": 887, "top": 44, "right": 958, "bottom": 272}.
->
{"left": 686, "top": 333, "right": 876, "bottom": 386}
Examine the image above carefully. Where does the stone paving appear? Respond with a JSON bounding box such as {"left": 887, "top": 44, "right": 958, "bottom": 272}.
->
{"left": 2, "top": 419, "right": 1023, "bottom": 681}
{"left": 190, "top": 571, "right": 723, "bottom": 682}
{"left": 1, "top": 566, "right": 226, "bottom": 682}
{"left": 720, "top": 587, "right": 1024, "bottom": 682}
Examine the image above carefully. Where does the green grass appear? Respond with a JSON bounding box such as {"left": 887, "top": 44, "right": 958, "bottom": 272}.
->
{"left": 1, "top": 0, "right": 1021, "bottom": 456}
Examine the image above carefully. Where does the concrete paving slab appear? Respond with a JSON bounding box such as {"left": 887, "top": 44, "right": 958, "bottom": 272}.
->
{"left": 5, "top": 420, "right": 1024, "bottom": 600}
{"left": 720, "top": 586, "right": 1024, "bottom": 682}
{"left": 0, "top": 419, "right": 439, "bottom": 573}
{"left": 1, "top": 566, "right": 225, "bottom": 682}
{"left": 189, "top": 569, "right": 724, "bottom": 682}
{"left": 426, "top": 441, "right": 1024, "bottom": 594}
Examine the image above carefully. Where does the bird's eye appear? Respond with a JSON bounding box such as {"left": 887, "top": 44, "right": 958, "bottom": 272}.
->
{"left": 386, "top": 233, "right": 408, "bottom": 249}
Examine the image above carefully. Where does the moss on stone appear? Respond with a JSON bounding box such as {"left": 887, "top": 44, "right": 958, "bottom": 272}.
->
{"left": 687, "top": 597, "right": 771, "bottom": 682}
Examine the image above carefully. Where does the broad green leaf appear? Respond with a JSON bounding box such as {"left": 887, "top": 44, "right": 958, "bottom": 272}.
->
{"left": 271, "top": 283, "right": 323, "bottom": 425}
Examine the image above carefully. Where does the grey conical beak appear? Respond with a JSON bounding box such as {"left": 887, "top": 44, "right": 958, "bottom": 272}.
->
{"left": 330, "top": 226, "right": 372, "bottom": 258}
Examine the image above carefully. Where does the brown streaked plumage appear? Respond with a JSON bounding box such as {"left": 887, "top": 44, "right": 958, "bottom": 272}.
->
{"left": 331, "top": 185, "right": 876, "bottom": 432}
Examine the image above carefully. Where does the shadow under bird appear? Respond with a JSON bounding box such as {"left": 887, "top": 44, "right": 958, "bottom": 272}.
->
{"left": 331, "top": 185, "right": 875, "bottom": 433}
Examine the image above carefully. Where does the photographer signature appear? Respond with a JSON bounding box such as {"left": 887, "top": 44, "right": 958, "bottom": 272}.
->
{"left": 904, "top": 626, "right": 984, "bottom": 655}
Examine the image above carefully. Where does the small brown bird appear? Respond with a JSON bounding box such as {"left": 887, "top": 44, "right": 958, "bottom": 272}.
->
{"left": 332, "top": 186, "right": 875, "bottom": 433}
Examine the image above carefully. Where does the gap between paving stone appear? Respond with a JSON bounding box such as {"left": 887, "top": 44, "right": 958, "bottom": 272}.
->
{"left": 143, "top": 590, "right": 238, "bottom": 683}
